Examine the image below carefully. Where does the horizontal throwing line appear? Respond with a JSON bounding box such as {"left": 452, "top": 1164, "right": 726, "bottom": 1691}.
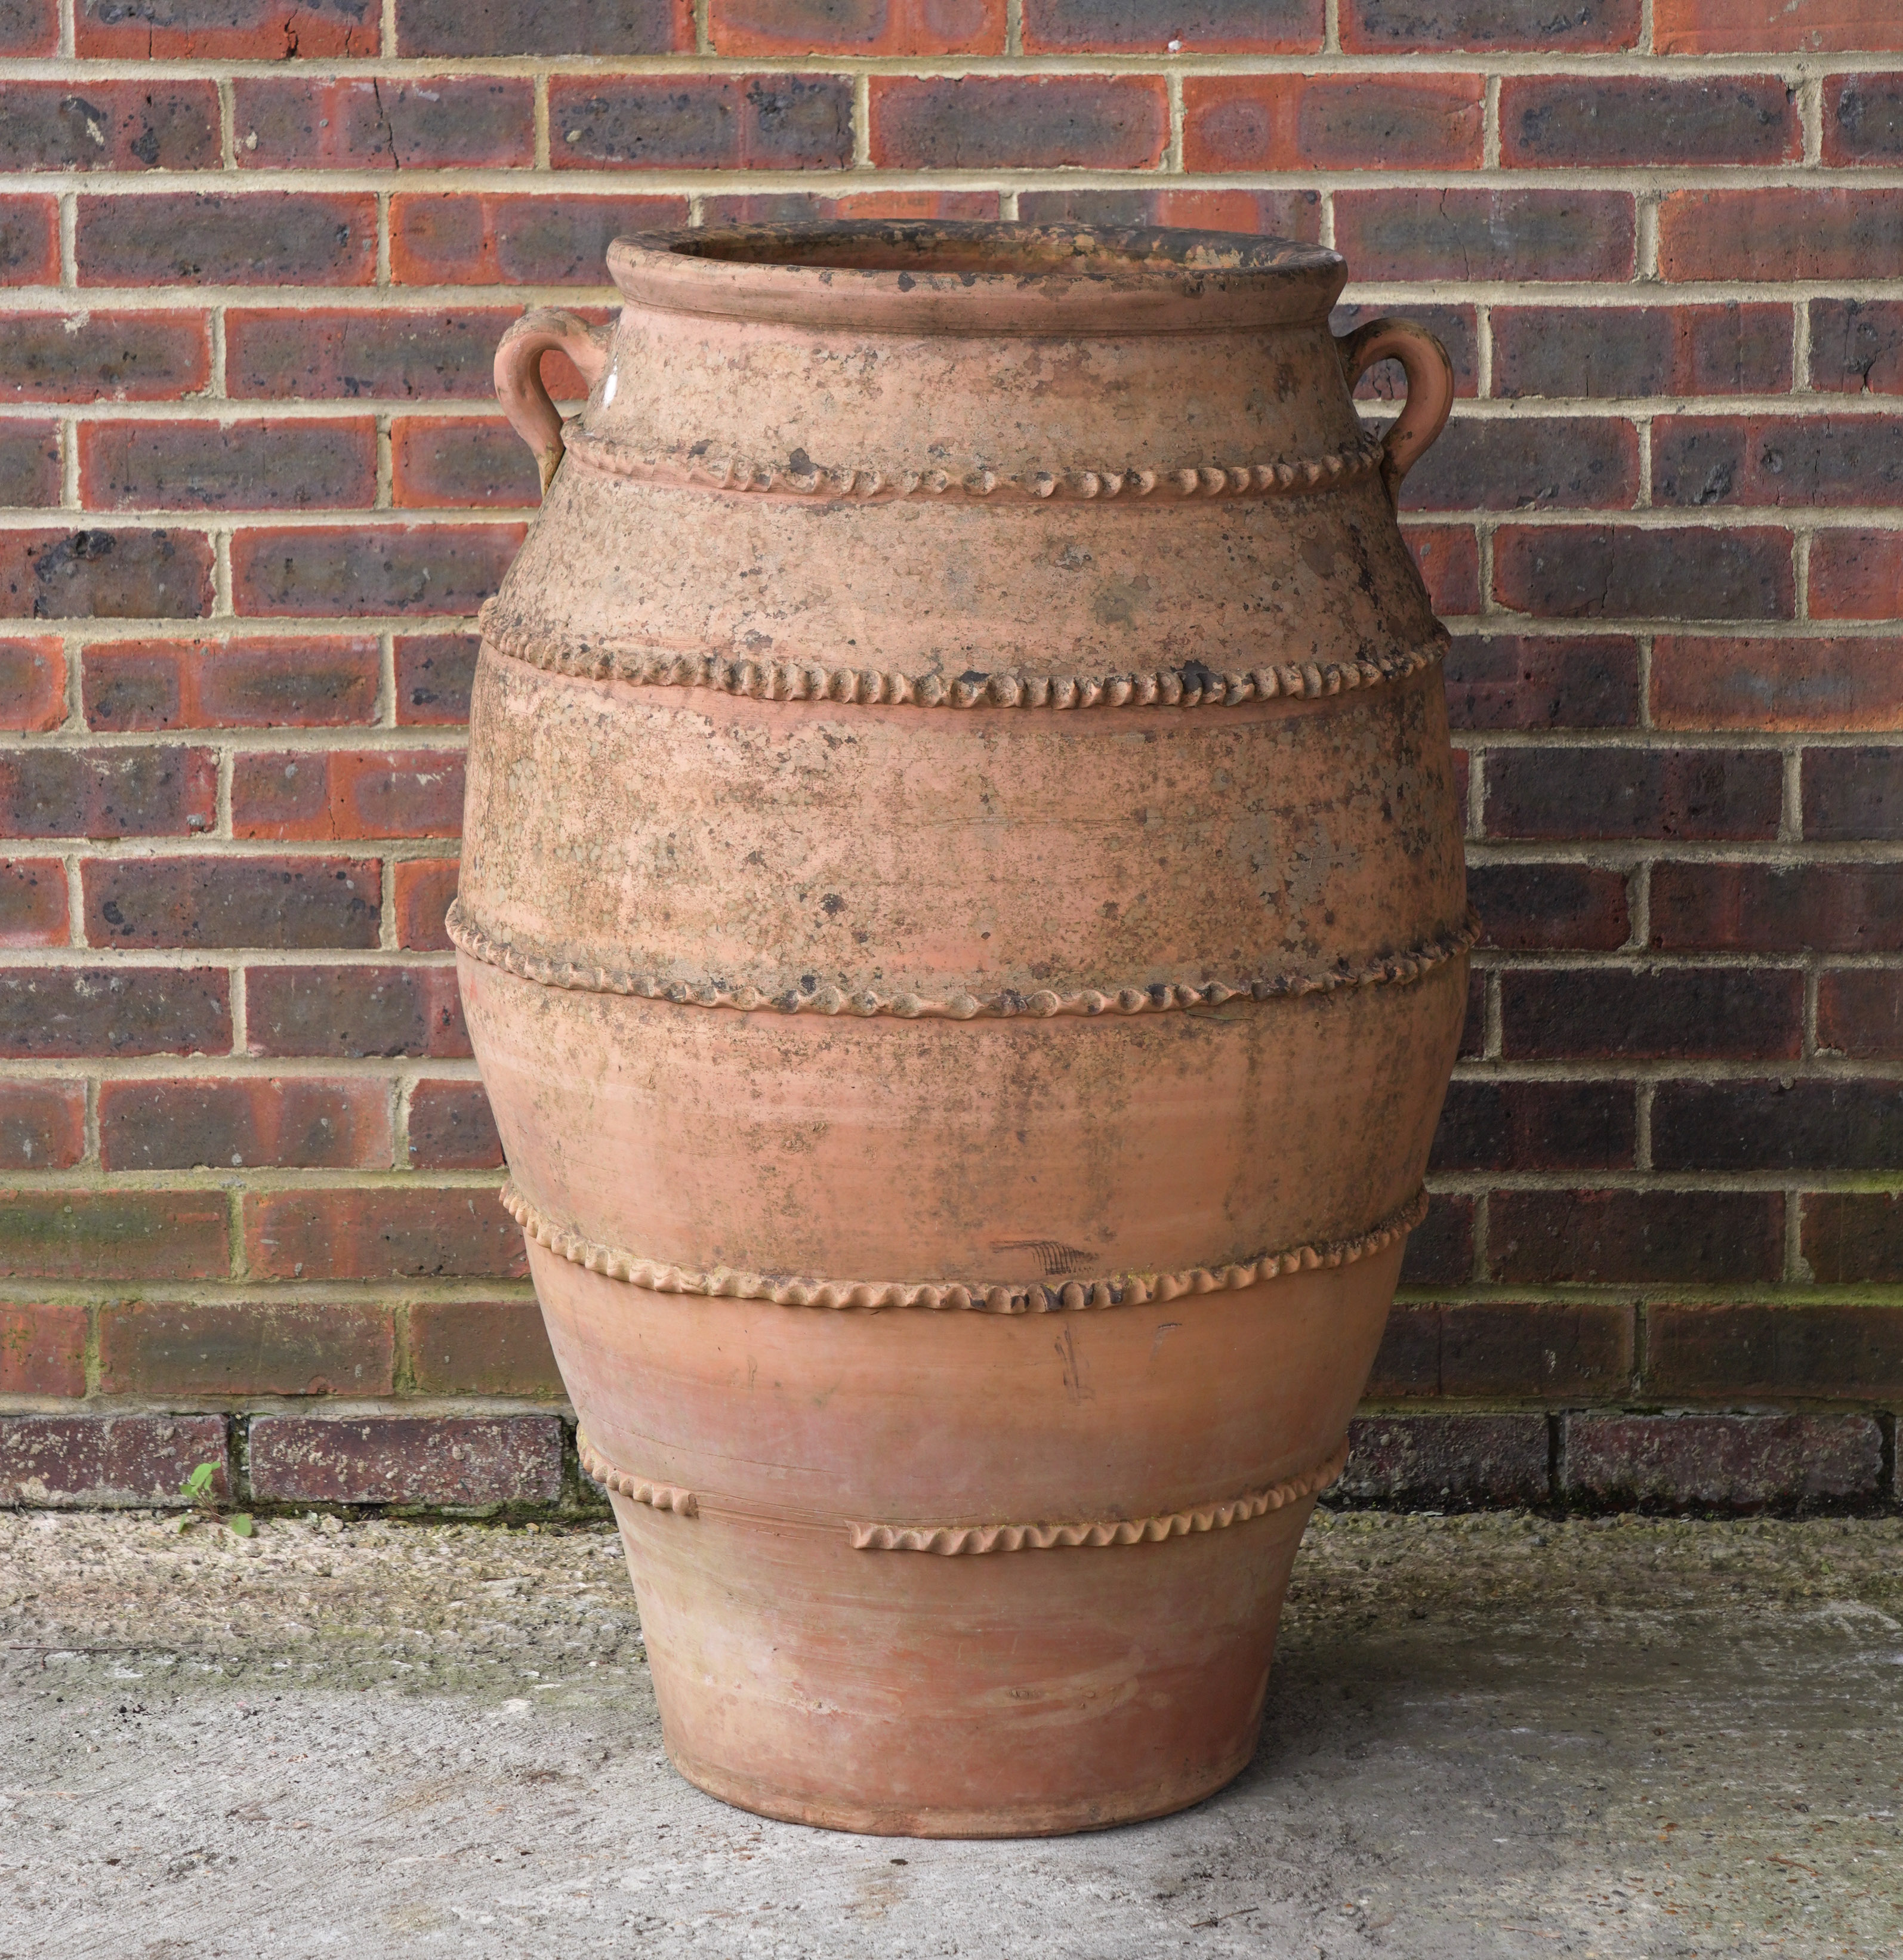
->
{"left": 503, "top": 1180, "right": 1428, "bottom": 1314}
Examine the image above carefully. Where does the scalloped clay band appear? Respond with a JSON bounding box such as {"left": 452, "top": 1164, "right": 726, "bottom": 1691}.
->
{"left": 576, "top": 1427, "right": 1348, "bottom": 1555}
{"left": 449, "top": 903, "right": 1479, "bottom": 1022}
{"left": 504, "top": 1180, "right": 1427, "bottom": 1316}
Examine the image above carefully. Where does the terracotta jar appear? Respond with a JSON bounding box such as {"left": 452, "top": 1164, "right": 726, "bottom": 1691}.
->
{"left": 464, "top": 223, "right": 1469, "bottom": 1837}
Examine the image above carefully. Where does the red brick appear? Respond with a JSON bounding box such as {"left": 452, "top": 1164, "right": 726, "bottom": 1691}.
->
{"left": 0, "top": 638, "right": 64, "bottom": 732}
{"left": 1805, "top": 1192, "right": 1903, "bottom": 1283}
{"left": 391, "top": 192, "right": 689, "bottom": 286}
{"left": 1025, "top": 0, "right": 1318, "bottom": 48}
{"left": 248, "top": 1413, "right": 562, "bottom": 1505}
{"left": 84, "top": 636, "right": 381, "bottom": 730}
{"left": 235, "top": 77, "right": 532, "bottom": 171}
{"left": 1, "top": 529, "right": 215, "bottom": 622}
{"left": 1333, "top": 190, "right": 1634, "bottom": 282}
{"left": 869, "top": 76, "right": 1167, "bottom": 169}
{"left": 1398, "top": 1193, "right": 1473, "bottom": 1286}
{"left": 1336, "top": 1414, "right": 1549, "bottom": 1508}
{"left": 1404, "top": 525, "right": 1481, "bottom": 614}
{"left": 78, "top": 0, "right": 378, "bottom": 56}
{"left": 1825, "top": 72, "right": 1903, "bottom": 163}
{"left": 230, "top": 524, "right": 522, "bottom": 618}
{"left": 245, "top": 1186, "right": 526, "bottom": 1280}
{"left": 1501, "top": 76, "right": 1799, "bottom": 167}
{"left": 1651, "top": 862, "right": 1903, "bottom": 953}
{"left": 392, "top": 418, "right": 540, "bottom": 510}
{"left": 232, "top": 749, "right": 464, "bottom": 841}
{"left": 0, "top": 965, "right": 230, "bottom": 1057}
{"left": 396, "top": 0, "right": 690, "bottom": 55}
{"left": 701, "top": 189, "right": 1004, "bottom": 226}
{"left": 0, "top": 0, "right": 57, "bottom": 52}
{"left": 394, "top": 634, "right": 477, "bottom": 726}
{"left": 1343, "top": 0, "right": 1637, "bottom": 51}
{"left": 408, "top": 1079, "right": 502, "bottom": 1169}
{"left": 1654, "top": 415, "right": 1903, "bottom": 509}
{"left": 1563, "top": 1413, "right": 1881, "bottom": 1512}
{"left": 1500, "top": 966, "right": 1801, "bottom": 1061}
{"left": 227, "top": 308, "right": 588, "bottom": 403}
{"left": 99, "top": 1300, "right": 394, "bottom": 1398}
{"left": 0, "top": 745, "right": 218, "bottom": 839}
{"left": 714, "top": 0, "right": 1005, "bottom": 53}
{"left": 1183, "top": 75, "right": 1482, "bottom": 172}
{"left": 0, "top": 859, "right": 70, "bottom": 947}
{"left": 1652, "top": 635, "right": 1903, "bottom": 731}
{"left": 81, "top": 419, "right": 377, "bottom": 514}
{"left": 1493, "top": 524, "right": 1794, "bottom": 621}
{"left": 1812, "top": 299, "right": 1903, "bottom": 394}
{"left": 1492, "top": 304, "right": 1793, "bottom": 400}
{"left": 0, "top": 1304, "right": 86, "bottom": 1396}
{"left": 1459, "top": 971, "right": 1484, "bottom": 1058}
{"left": 554, "top": 74, "right": 854, "bottom": 170}
{"left": 1805, "top": 746, "right": 1903, "bottom": 841}
{"left": 1430, "top": 1080, "right": 1635, "bottom": 1172}
{"left": 0, "top": 422, "right": 58, "bottom": 508}
{"left": 100, "top": 1076, "right": 393, "bottom": 1171}
{"left": 0, "top": 1413, "right": 229, "bottom": 1507}
{"left": 78, "top": 193, "right": 377, "bottom": 288}
{"left": 1655, "top": 0, "right": 1902, "bottom": 53}
{"left": 1819, "top": 970, "right": 1903, "bottom": 1058}
{"left": 394, "top": 857, "right": 458, "bottom": 949}
{"left": 0, "top": 1190, "right": 230, "bottom": 1281}
{"left": 0, "top": 1082, "right": 84, "bottom": 1168}
{"left": 1809, "top": 530, "right": 1903, "bottom": 621}
{"left": 1400, "top": 416, "right": 1638, "bottom": 514}
{"left": 0, "top": 311, "right": 212, "bottom": 404}
{"left": 1331, "top": 304, "right": 1480, "bottom": 400}
{"left": 0, "top": 197, "right": 59, "bottom": 283}
{"left": 245, "top": 964, "right": 468, "bottom": 1058}
{"left": 1467, "top": 863, "right": 1631, "bottom": 950}
{"left": 1483, "top": 746, "right": 1781, "bottom": 842}
{"left": 409, "top": 1299, "right": 560, "bottom": 1396}
{"left": 1445, "top": 635, "right": 1637, "bottom": 730}
{"left": 84, "top": 855, "right": 381, "bottom": 949}
{"left": 1013, "top": 187, "right": 1321, "bottom": 240}
{"left": 0, "top": 81, "right": 220, "bottom": 172}
{"left": 1491, "top": 1189, "right": 1785, "bottom": 1286}
{"left": 1655, "top": 1078, "right": 1903, "bottom": 1173}
{"left": 1658, "top": 189, "right": 1903, "bottom": 283}
{"left": 1370, "top": 1301, "right": 1634, "bottom": 1400}
{"left": 1648, "top": 1304, "right": 1903, "bottom": 1403}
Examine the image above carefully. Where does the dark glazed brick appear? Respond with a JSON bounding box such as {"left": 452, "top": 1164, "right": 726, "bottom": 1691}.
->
{"left": 98, "top": 1301, "right": 394, "bottom": 1397}
{"left": 408, "top": 1080, "right": 503, "bottom": 1169}
{"left": 0, "top": 1083, "right": 84, "bottom": 1168}
{"left": 0, "top": 1414, "right": 229, "bottom": 1507}
{"left": 392, "top": 419, "right": 541, "bottom": 510}
{"left": 1651, "top": 862, "right": 1903, "bottom": 953}
{"left": 0, "top": 0, "right": 57, "bottom": 51}
{"left": 245, "top": 965, "right": 468, "bottom": 1058}
{"left": 99, "top": 1077, "right": 393, "bottom": 1171}
{"left": 1501, "top": 78, "right": 1799, "bottom": 167}
{"left": 0, "top": 966, "right": 230, "bottom": 1057}
{"left": 1652, "top": 636, "right": 1903, "bottom": 732}
{"left": 1648, "top": 1304, "right": 1903, "bottom": 1400}
{"left": 1398, "top": 1193, "right": 1473, "bottom": 1285}
{"left": 78, "top": 0, "right": 377, "bottom": 56}
{"left": 870, "top": 76, "right": 1167, "bottom": 169}
{"left": 81, "top": 419, "right": 377, "bottom": 514}
{"left": 1819, "top": 971, "right": 1903, "bottom": 1058}
{"left": 0, "top": 197, "right": 58, "bottom": 283}
{"left": 1563, "top": 1414, "right": 1881, "bottom": 1512}
{"left": 1492, "top": 524, "right": 1794, "bottom": 621}
{"left": 245, "top": 1186, "right": 526, "bottom": 1280}
{"left": 234, "top": 78, "right": 533, "bottom": 170}
{"left": 1500, "top": 968, "right": 1802, "bottom": 1061}
{"left": 1333, "top": 190, "right": 1634, "bottom": 282}
{"left": 715, "top": 0, "right": 1006, "bottom": 54}
{"left": 1330, "top": 304, "right": 1479, "bottom": 399}
{"left": 1483, "top": 747, "right": 1781, "bottom": 842}
{"left": 78, "top": 193, "right": 377, "bottom": 288}
{"left": 84, "top": 637, "right": 381, "bottom": 730}
{"left": 230, "top": 524, "right": 523, "bottom": 618}
{"left": 1444, "top": 636, "right": 1637, "bottom": 729}
{"left": 0, "top": 81, "right": 220, "bottom": 172}
{"left": 1811, "top": 300, "right": 1903, "bottom": 394}
{"left": 1655, "top": 0, "right": 1903, "bottom": 54}
{"left": 248, "top": 1415, "right": 562, "bottom": 1506}
{"left": 0, "top": 745, "right": 217, "bottom": 839}
{"left": 1804, "top": 1193, "right": 1903, "bottom": 1285}
{"left": 1398, "top": 417, "right": 1637, "bottom": 513}
{"left": 1369, "top": 1301, "right": 1634, "bottom": 1400}
{"left": 1467, "top": 863, "right": 1630, "bottom": 950}
{"left": 1, "top": 529, "right": 214, "bottom": 621}
{"left": 0, "top": 312, "right": 211, "bottom": 403}
{"left": 0, "top": 1304, "right": 86, "bottom": 1396}
{"left": 0, "top": 860, "right": 66, "bottom": 946}
{"left": 0, "top": 638, "right": 64, "bottom": 730}
{"left": 1658, "top": 189, "right": 1903, "bottom": 282}
{"left": 1430, "top": 1081, "right": 1635, "bottom": 1173}
{"left": 1343, "top": 0, "right": 1638, "bottom": 51}
{"left": 1404, "top": 526, "right": 1481, "bottom": 614}
{"left": 391, "top": 194, "right": 689, "bottom": 286}
{"left": 84, "top": 856, "right": 381, "bottom": 949}
{"left": 1025, "top": 0, "right": 1319, "bottom": 49}
{"left": 1654, "top": 416, "right": 1903, "bottom": 508}
{"left": 1492, "top": 304, "right": 1793, "bottom": 400}
{"left": 0, "top": 424, "right": 58, "bottom": 508}
{"left": 1826, "top": 73, "right": 1903, "bottom": 163}
{"left": 1806, "top": 746, "right": 1903, "bottom": 841}
{"left": 227, "top": 310, "right": 573, "bottom": 403}
{"left": 1182, "top": 76, "right": 1483, "bottom": 172}
{"left": 396, "top": 634, "right": 478, "bottom": 725}
{"left": 1810, "top": 531, "right": 1903, "bottom": 621}
{"left": 396, "top": 0, "right": 689, "bottom": 55}
{"left": 1489, "top": 1189, "right": 1784, "bottom": 1286}
{"left": 1653, "top": 1079, "right": 1903, "bottom": 1172}
{"left": 0, "top": 1190, "right": 229, "bottom": 1280}
{"left": 409, "top": 1300, "right": 562, "bottom": 1397}
{"left": 1460, "top": 970, "right": 1484, "bottom": 1058}
{"left": 1336, "top": 1415, "right": 1550, "bottom": 1508}
{"left": 393, "top": 858, "right": 458, "bottom": 949}
{"left": 1015, "top": 188, "right": 1321, "bottom": 240}
{"left": 232, "top": 749, "right": 464, "bottom": 841}
{"left": 554, "top": 75, "right": 853, "bottom": 171}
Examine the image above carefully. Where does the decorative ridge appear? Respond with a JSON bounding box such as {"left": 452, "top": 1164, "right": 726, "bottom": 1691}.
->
{"left": 847, "top": 1442, "right": 1349, "bottom": 1554}
{"left": 448, "top": 903, "right": 1480, "bottom": 1022}
{"left": 502, "top": 1181, "right": 1428, "bottom": 1316}
{"left": 562, "top": 424, "right": 1388, "bottom": 506}
{"left": 477, "top": 604, "right": 1448, "bottom": 712}
{"left": 576, "top": 1433, "right": 697, "bottom": 1516}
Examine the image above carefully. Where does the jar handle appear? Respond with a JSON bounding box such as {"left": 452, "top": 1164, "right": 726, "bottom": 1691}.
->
{"left": 1334, "top": 317, "right": 1455, "bottom": 499}
{"left": 495, "top": 308, "right": 615, "bottom": 496}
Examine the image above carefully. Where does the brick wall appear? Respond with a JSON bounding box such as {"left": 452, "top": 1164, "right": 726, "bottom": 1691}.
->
{"left": 2, "top": 0, "right": 1900, "bottom": 1516}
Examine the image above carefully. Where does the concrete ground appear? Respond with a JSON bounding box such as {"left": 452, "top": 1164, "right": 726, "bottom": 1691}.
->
{"left": 1, "top": 1508, "right": 1899, "bottom": 1960}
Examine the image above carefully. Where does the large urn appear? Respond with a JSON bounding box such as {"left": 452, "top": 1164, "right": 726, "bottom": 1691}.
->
{"left": 459, "top": 223, "right": 1469, "bottom": 1836}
